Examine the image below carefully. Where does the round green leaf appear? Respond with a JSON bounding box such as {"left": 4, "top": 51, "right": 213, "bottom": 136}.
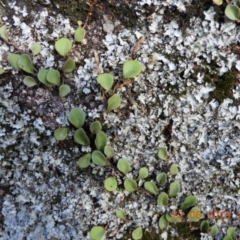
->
{"left": 68, "top": 107, "right": 86, "bottom": 128}
{"left": 0, "top": 25, "right": 8, "bottom": 43}
{"left": 62, "top": 58, "right": 76, "bottom": 73}
{"left": 209, "top": 225, "right": 219, "bottom": 237}
{"left": 132, "top": 227, "right": 143, "bottom": 240}
{"left": 0, "top": 67, "right": 5, "bottom": 75}
{"left": 97, "top": 73, "right": 114, "bottom": 92}
{"left": 223, "top": 236, "right": 233, "bottom": 240}
{"left": 17, "top": 54, "right": 34, "bottom": 74}
{"left": 23, "top": 76, "right": 37, "bottom": 87}
{"left": 227, "top": 227, "right": 236, "bottom": 238}
{"left": 156, "top": 172, "right": 167, "bottom": 185}
{"left": 90, "top": 121, "right": 102, "bottom": 134}
{"left": 225, "top": 4, "right": 240, "bottom": 21}
{"left": 200, "top": 220, "right": 209, "bottom": 232}
{"left": 165, "top": 212, "right": 182, "bottom": 223}
{"left": 74, "top": 128, "right": 90, "bottom": 145}
{"left": 116, "top": 209, "right": 127, "bottom": 221}
{"left": 138, "top": 167, "right": 148, "bottom": 179}
{"left": 180, "top": 195, "right": 197, "bottom": 210}
{"left": 74, "top": 27, "right": 86, "bottom": 42}
{"left": 78, "top": 153, "right": 91, "bottom": 168}
{"left": 92, "top": 150, "right": 107, "bottom": 166}
{"left": 169, "top": 163, "right": 178, "bottom": 175}
{"left": 169, "top": 181, "right": 180, "bottom": 197}
{"left": 187, "top": 206, "right": 202, "bottom": 222}
{"left": 104, "top": 146, "right": 114, "bottom": 158}
{"left": 59, "top": 84, "right": 71, "bottom": 97}
{"left": 95, "top": 131, "right": 107, "bottom": 151}
{"left": 107, "top": 94, "right": 121, "bottom": 112}
{"left": 158, "top": 148, "right": 168, "bottom": 161}
{"left": 144, "top": 181, "right": 158, "bottom": 195}
{"left": 158, "top": 215, "right": 168, "bottom": 230}
{"left": 213, "top": 0, "right": 223, "bottom": 5}
{"left": 157, "top": 192, "right": 169, "bottom": 206}
{"left": 37, "top": 69, "right": 52, "bottom": 87}
{"left": 55, "top": 37, "right": 72, "bottom": 56}
{"left": 117, "top": 158, "right": 131, "bottom": 175}
{"left": 89, "top": 226, "right": 105, "bottom": 240}
{"left": 31, "top": 42, "right": 41, "bottom": 56}
{"left": 54, "top": 127, "right": 68, "bottom": 141}
{"left": 46, "top": 68, "right": 60, "bottom": 86}
{"left": 123, "top": 60, "right": 142, "bottom": 79}
{"left": 7, "top": 53, "right": 21, "bottom": 70}
{"left": 124, "top": 178, "right": 137, "bottom": 192}
{"left": 104, "top": 177, "right": 117, "bottom": 191}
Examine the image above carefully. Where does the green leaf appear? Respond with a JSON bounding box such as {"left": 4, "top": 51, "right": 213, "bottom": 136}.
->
{"left": 31, "top": 42, "right": 41, "bottom": 55}
{"left": 157, "top": 192, "right": 169, "bottom": 206}
{"left": 225, "top": 4, "right": 240, "bottom": 21}
{"left": 169, "top": 181, "right": 180, "bottom": 197}
{"left": 92, "top": 150, "right": 107, "bottom": 166}
{"left": 200, "top": 220, "right": 209, "bottom": 232}
{"left": 68, "top": 107, "right": 86, "bottom": 128}
{"left": 187, "top": 206, "right": 202, "bottom": 222}
{"left": 158, "top": 148, "right": 168, "bottom": 161}
{"left": 37, "top": 69, "right": 52, "bottom": 87}
{"left": 169, "top": 163, "right": 178, "bottom": 175}
{"left": 223, "top": 236, "right": 232, "bottom": 240}
{"left": 46, "top": 68, "right": 60, "bottom": 86}
{"left": 180, "top": 195, "right": 197, "bottom": 210}
{"left": 138, "top": 167, "right": 148, "bottom": 179}
{"left": 165, "top": 212, "right": 182, "bottom": 223}
{"left": 227, "top": 227, "right": 236, "bottom": 238}
{"left": 89, "top": 226, "right": 105, "bottom": 240}
{"left": 55, "top": 37, "right": 72, "bottom": 56}
{"left": 78, "top": 153, "right": 91, "bottom": 168}
{"left": 74, "top": 27, "right": 86, "bottom": 42}
{"left": 208, "top": 225, "right": 219, "bottom": 237}
{"left": 144, "top": 181, "right": 158, "bottom": 195}
{"left": 95, "top": 131, "right": 107, "bottom": 151}
{"left": 97, "top": 73, "right": 114, "bottom": 92}
{"left": 104, "top": 146, "right": 114, "bottom": 158}
{"left": 90, "top": 121, "right": 102, "bottom": 134}
{"left": 104, "top": 177, "right": 117, "bottom": 191}
{"left": 0, "top": 67, "right": 5, "bottom": 75}
{"left": 23, "top": 76, "right": 37, "bottom": 87}
{"left": 213, "top": 0, "right": 223, "bottom": 6}
{"left": 59, "top": 84, "right": 71, "bottom": 97}
{"left": 54, "top": 127, "right": 68, "bottom": 141}
{"left": 117, "top": 158, "right": 131, "bottom": 175}
{"left": 116, "top": 209, "right": 127, "bottom": 221}
{"left": 156, "top": 172, "right": 167, "bottom": 185}
{"left": 158, "top": 215, "right": 168, "bottom": 230}
{"left": 107, "top": 94, "right": 121, "bottom": 112}
{"left": 62, "top": 58, "right": 76, "bottom": 73}
{"left": 132, "top": 227, "right": 143, "bottom": 240}
{"left": 17, "top": 54, "right": 34, "bottom": 74}
{"left": 124, "top": 178, "right": 137, "bottom": 192}
{"left": 7, "top": 53, "right": 21, "bottom": 71}
{"left": 123, "top": 60, "right": 142, "bottom": 79}
{"left": 0, "top": 25, "right": 8, "bottom": 42}
{"left": 74, "top": 128, "right": 90, "bottom": 145}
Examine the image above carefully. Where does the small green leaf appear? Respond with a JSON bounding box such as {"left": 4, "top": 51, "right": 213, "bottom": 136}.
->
{"left": 59, "top": 84, "right": 71, "bottom": 97}
{"left": 138, "top": 167, "right": 148, "bottom": 179}
{"left": 54, "top": 127, "right": 68, "bottom": 141}
{"left": 123, "top": 60, "right": 142, "bottom": 79}
{"left": 158, "top": 215, "right": 168, "bottom": 230}
{"left": 169, "top": 181, "right": 180, "bottom": 197}
{"left": 37, "top": 69, "right": 52, "bottom": 87}
{"left": 46, "top": 68, "right": 60, "bottom": 86}
{"left": 116, "top": 209, "right": 127, "bottom": 221}
{"left": 0, "top": 25, "right": 8, "bottom": 42}
{"left": 23, "top": 76, "right": 37, "bottom": 87}
{"left": 92, "top": 150, "right": 107, "bottom": 166}
{"left": 180, "top": 195, "right": 197, "bottom": 210}
{"left": 62, "top": 58, "right": 76, "bottom": 73}
{"left": 200, "top": 220, "right": 209, "bottom": 232}
{"left": 89, "top": 226, "right": 105, "bottom": 240}
{"left": 144, "top": 181, "right": 158, "bottom": 195}
{"left": 7, "top": 53, "right": 21, "bottom": 71}
{"left": 31, "top": 42, "right": 41, "bottom": 56}
{"left": 74, "top": 27, "right": 86, "bottom": 42}
{"left": 169, "top": 163, "right": 178, "bottom": 175}
{"left": 158, "top": 148, "right": 168, "bottom": 161}
{"left": 0, "top": 67, "right": 5, "bottom": 75}
{"left": 104, "top": 177, "right": 117, "bottom": 191}
{"left": 104, "top": 146, "right": 114, "bottom": 158}
{"left": 97, "top": 73, "right": 114, "bottom": 92}
{"left": 90, "top": 121, "right": 102, "bottom": 134}
{"left": 68, "top": 107, "right": 86, "bottom": 128}
{"left": 213, "top": 0, "right": 223, "bottom": 6}
{"left": 78, "top": 153, "right": 91, "bottom": 168}
{"left": 55, "top": 37, "right": 72, "bottom": 56}
{"left": 117, "top": 158, "right": 131, "bottom": 175}
{"left": 107, "top": 94, "right": 121, "bottom": 112}
{"left": 157, "top": 192, "right": 169, "bottom": 206}
{"left": 74, "top": 128, "right": 90, "bottom": 145}
{"left": 227, "top": 227, "right": 236, "bottom": 238}
{"left": 156, "top": 172, "right": 167, "bottom": 185}
{"left": 165, "top": 212, "right": 182, "bottom": 223}
{"left": 225, "top": 4, "right": 240, "bottom": 21}
{"left": 124, "top": 178, "right": 137, "bottom": 192}
{"left": 17, "top": 54, "right": 34, "bottom": 74}
{"left": 132, "top": 227, "right": 143, "bottom": 240}
{"left": 208, "top": 225, "right": 219, "bottom": 237}
{"left": 95, "top": 131, "right": 107, "bottom": 151}
{"left": 187, "top": 206, "right": 202, "bottom": 222}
